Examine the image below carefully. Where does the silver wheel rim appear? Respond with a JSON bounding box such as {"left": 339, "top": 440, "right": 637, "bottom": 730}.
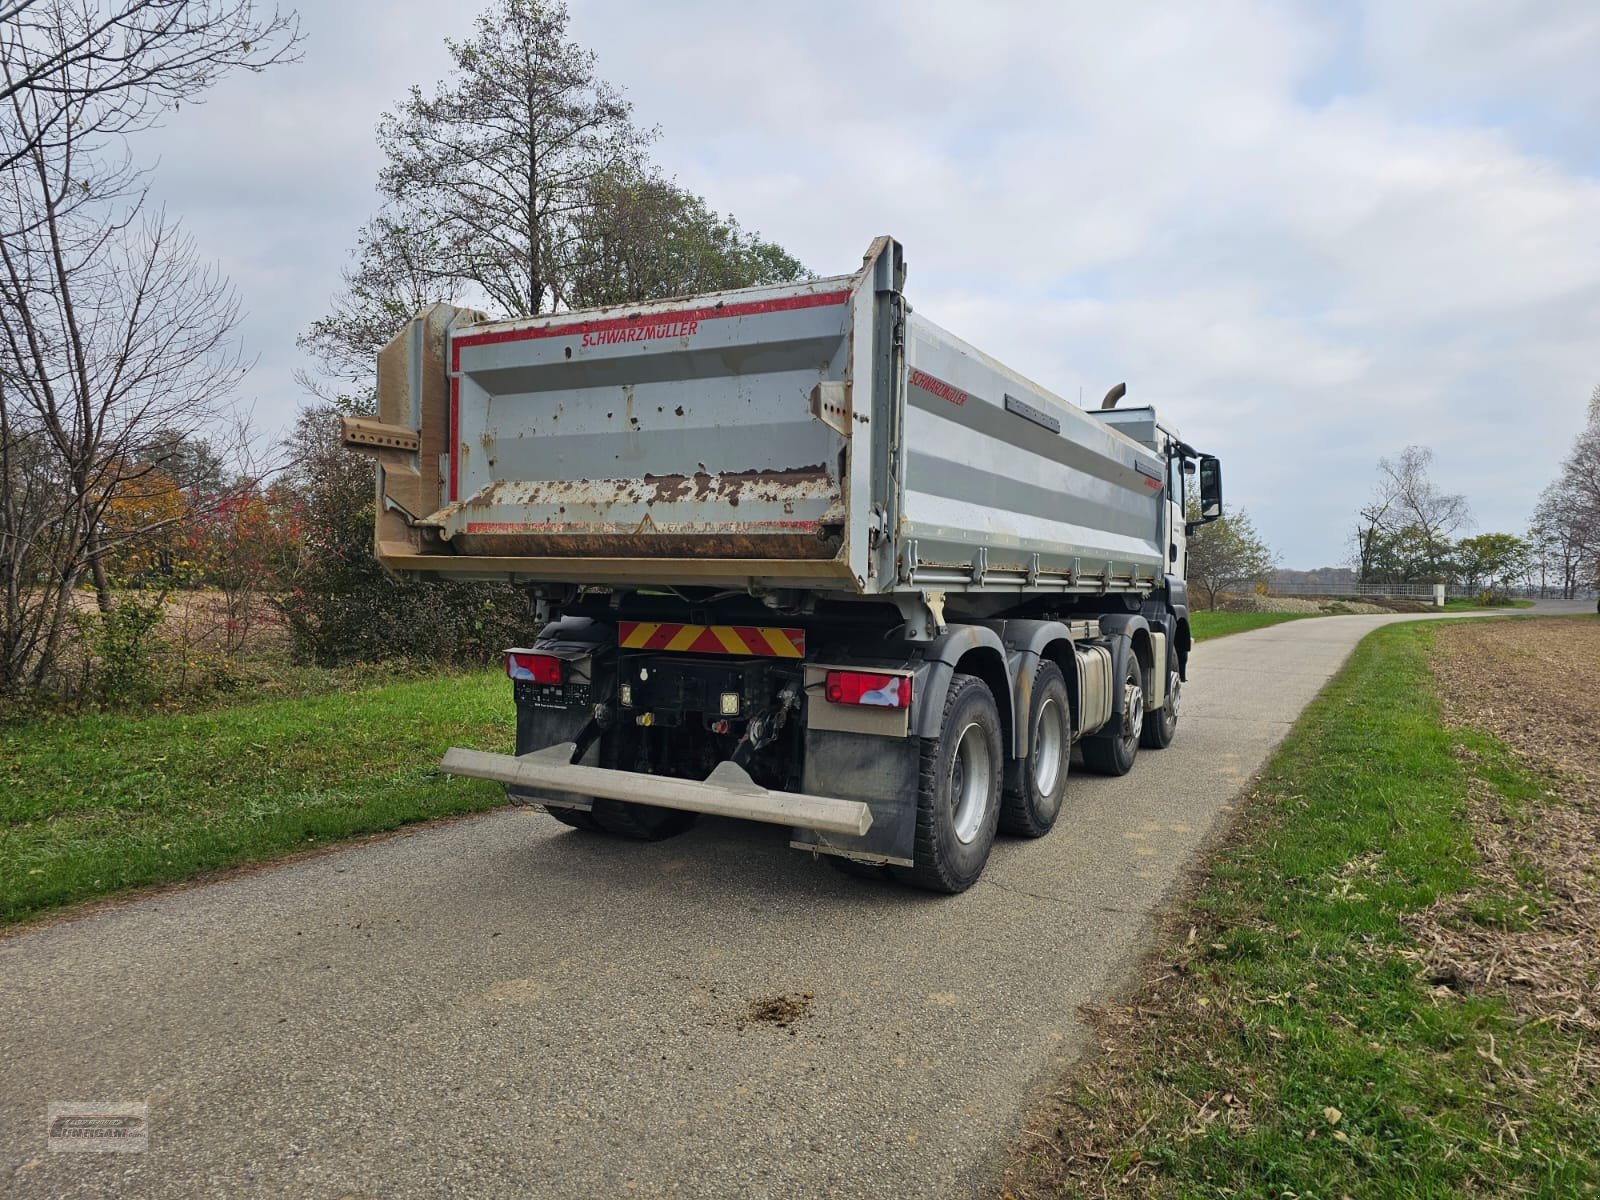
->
{"left": 948, "top": 721, "right": 992, "bottom": 845}
{"left": 1121, "top": 674, "right": 1144, "bottom": 754}
{"left": 1165, "top": 674, "right": 1181, "bottom": 728}
{"left": 1033, "top": 697, "right": 1067, "bottom": 796}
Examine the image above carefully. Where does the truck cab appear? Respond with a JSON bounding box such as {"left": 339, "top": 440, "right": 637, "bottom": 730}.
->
{"left": 1094, "top": 405, "right": 1222, "bottom": 584}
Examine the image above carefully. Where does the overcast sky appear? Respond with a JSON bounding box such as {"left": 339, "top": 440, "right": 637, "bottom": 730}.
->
{"left": 135, "top": 0, "right": 1600, "bottom": 568}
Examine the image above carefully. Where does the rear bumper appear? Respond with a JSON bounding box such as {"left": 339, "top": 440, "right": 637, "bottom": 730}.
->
{"left": 439, "top": 744, "right": 873, "bottom": 837}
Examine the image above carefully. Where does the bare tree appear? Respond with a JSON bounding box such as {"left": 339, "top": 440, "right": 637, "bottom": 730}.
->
{"left": 1353, "top": 446, "right": 1472, "bottom": 583}
{"left": 0, "top": 1, "right": 299, "bottom": 181}
{"left": 1558, "top": 386, "right": 1600, "bottom": 592}
{"left": 1525, "top": 385, "right": 1600, "bottom": 601}
{"left": 1528, "top": 483, "right": 1591, "bottom": 599}
{"left": 0, "top": 0, "right": 298, "bottom": 696}
{"left": 297, "top": 213, "right": 464, "bottom": 403}
{"left": 373, "top": 0, "right": 656, "bottom": 318}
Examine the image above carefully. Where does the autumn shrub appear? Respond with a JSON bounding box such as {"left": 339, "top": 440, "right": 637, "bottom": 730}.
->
{"left": 186, "top": 487, "right": 300, "bottom": 652}
{"left": 272, "top": 406, "right": 537, "bottom": 667}
{"left": 76, "top": 592, "right": 171, "bottom": 706}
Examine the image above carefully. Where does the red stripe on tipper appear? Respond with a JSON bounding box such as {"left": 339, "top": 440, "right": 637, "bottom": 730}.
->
{"left": 452, "top": 289, "right": 851, "bottom": 357}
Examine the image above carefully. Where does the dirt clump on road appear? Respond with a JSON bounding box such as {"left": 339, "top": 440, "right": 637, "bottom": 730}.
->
{"left": 736, "top": 992, "right": 813, "bottom": 1032}
{"left": 1415, "top": 616, "right": 1600, "bottom": 1069}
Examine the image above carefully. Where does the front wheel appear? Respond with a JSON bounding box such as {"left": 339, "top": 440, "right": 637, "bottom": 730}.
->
{"left": 1081, "top": 654, "right": 1143, "bottom": 776}
{"left": 896, "top": 673, "right": 1003, "bottom": 893}
{"left": 1140, "top": 669, "right": 1180, "bottom": 749}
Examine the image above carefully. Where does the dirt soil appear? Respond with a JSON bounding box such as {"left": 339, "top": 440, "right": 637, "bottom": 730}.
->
{"left": 1414, "top": 617, "right": 1600, "bottom": 1064}
{"left": 1218, "top": 592, "right": 1400, "bottom": 615}
{"left": 735, "top": 992, "right": 814, "bottom": 1032}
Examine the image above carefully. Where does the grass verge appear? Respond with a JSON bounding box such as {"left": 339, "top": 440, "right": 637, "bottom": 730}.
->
{"left": 1190, "top": 610, "right": 1315, "bottom": 641}
{"left": 1003, "top": 621, "right": 1600, "bottom": 1198}
{"left": 0, "top": 669, "right": 512, "bottom": 926}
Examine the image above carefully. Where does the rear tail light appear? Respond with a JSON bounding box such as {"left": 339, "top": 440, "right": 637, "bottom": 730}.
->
{"left": 824, "top": 670, "right": 911, "bottom": 708}
{"left": 506, "top": 652, "right": 564, "bottom": 684}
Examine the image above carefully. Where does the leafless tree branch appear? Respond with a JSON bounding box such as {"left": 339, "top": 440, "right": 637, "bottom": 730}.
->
{"left": 0, "top": 0, "right": 297, "bottom": 695}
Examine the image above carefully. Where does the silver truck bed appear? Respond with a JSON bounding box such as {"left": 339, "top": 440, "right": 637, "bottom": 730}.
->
{"left": 351, "top": 237, "right": 1168, "bottom": 597}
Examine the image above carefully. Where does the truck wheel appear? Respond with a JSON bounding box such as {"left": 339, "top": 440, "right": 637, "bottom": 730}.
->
{"left": 1140, "top": 669, "right": 1180, "bottom": 749}
{"left": 545, "top": 805, "right": 604, "bottom": 832}
{"left": 1081, "top": 655, "right": 1143, "bottom": 776}
{"left": 1000, "top": 662, "right": 1070, "bottom": 837}
{"left": 896, "top": 673, "right": 1002, "bottom": 893}
{"left": 590, "top": 799, "right": 698, "bottom": 841}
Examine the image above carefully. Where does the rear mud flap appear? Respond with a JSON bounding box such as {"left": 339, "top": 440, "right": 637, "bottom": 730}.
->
{"left": 791, "top": 729, "right": 920, "bottom": 867}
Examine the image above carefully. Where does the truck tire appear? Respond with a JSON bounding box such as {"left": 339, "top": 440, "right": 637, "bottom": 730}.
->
{"left": 545, "top": 805, "right": 604, "bottom": 833}
{"left": 896, "top": 673, "right": 1003, "bottom": 893}
{"left": 535, "top": 797, "right": 690, "bottom": 838}
{"left": 1140, "top": 669, "right": 1180, "bottom": 749}
{"left": 1000, "top": 662, "right": 1070, "bottom": 837}
{"left": 590, "top": 799, "right": 698, "bottom": 841}
{"left": 1081, "top": 654, "right": 1143, "bottom": 777}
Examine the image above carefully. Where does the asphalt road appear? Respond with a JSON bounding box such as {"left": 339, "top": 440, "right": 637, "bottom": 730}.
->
{"left": 3, "top": 602, "right": 1589, "bottom": 1198}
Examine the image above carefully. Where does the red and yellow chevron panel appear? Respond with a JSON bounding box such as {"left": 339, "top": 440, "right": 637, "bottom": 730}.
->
{"left": 617, "top": 621, "right": 805, "bottom": 659}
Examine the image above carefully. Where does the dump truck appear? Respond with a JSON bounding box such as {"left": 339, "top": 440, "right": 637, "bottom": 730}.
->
{"left": 343, "top": 237, "right": 1223, "bottom": 892}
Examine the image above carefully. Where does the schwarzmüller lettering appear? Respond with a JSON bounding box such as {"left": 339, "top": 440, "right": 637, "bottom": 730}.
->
{"left": 909, "top": 367, "right": 969, "bottom": 406}
{"left": 581, "top": 318, "right": 700, "bottom": 348}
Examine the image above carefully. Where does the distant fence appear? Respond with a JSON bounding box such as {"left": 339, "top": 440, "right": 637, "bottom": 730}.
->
{"left": 1266, "top": 582, "right": 1591, "bottom": 601}
{"left": 1266, "top": 582, "right": 1451, "bottom": 599}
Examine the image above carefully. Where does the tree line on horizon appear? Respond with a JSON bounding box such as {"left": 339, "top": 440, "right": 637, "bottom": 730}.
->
{"left": 1188, "top": 395, "right": 1600, "bottom": 609}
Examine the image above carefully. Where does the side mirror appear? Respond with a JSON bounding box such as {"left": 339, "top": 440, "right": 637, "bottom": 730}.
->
{"left": 1184, "top": 455, "right": 1223, "bottom": 536}
{"left": 1198, "top": 456, "right": 1222, "bottom": 520}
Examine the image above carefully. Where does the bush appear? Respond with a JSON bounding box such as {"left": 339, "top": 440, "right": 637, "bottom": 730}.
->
{"left": 273, "top": 405, "right": 540, "bottom": 667}
{"left": 1473, "top": 589, "right": 1522, "bottom": 608}
{"left": 274, "top": 575, "right": 532, "bottom": 667}
{"left": 77, "top": 593, "right": 170, "bottom": 706}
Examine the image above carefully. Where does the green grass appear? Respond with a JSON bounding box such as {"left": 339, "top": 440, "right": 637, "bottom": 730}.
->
{"left": 0, "top": 669, "right": 513, "bottom": 925}
{"left": 1190, "top": 610, "right": 1316, "bottom": 641}
{"left": 1021, "top": 621, "right": 1600, "bottom": 1196}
